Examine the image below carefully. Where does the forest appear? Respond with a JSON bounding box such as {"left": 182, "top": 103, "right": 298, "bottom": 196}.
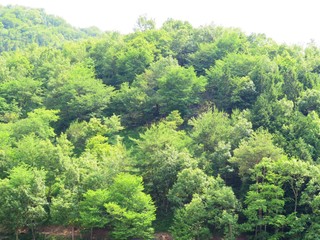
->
{"left": 1, "top": 4, "right": 320, "bottom": 240}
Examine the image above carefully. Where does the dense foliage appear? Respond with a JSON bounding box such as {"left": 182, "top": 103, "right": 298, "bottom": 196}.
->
{"left": 1, "top": 5, "right": 320, "bottom": 240}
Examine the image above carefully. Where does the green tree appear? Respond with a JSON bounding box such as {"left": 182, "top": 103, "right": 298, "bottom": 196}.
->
{"left": 205, "top": 53, "right": 258, "bottom": 112}
{"left": 0, "top": 165, "right": 47, "bottom": 240}
{"left": 105, "top": 173, "right": 156, "bottom": 240}
{"left": 116, "top": 36, "right": 156, "bottom": 85}
{"left": 171, "top": 195, "right": 211, "bottom": 240}
{"left": 157, "top": 65, "right": 207, "bottom": 116}
{"left": 168, "top": 168, "right": 208, "bottom": 208}
{"left": 44, "top": 63, "right": 114, "bottom": 130}
{"left": 134, "top": 15, "right": 156, "bottom": 32}
{"left": 50, "top": 186, "right": 80, "bottom": 240}
{"left": 171, "top": 176, "right": 239, "bottom": 240}
{"left": 79, "top": 189, "right": 109, "bottom": 240}
{"left": 242, "top": 158, "right": 286, "bottom": 239}
{"left": 298, "top": 89, "right": 320, "bottom": 115}
{"left": 189, "top": 108, "right": 252, "bottom": 175}
{"left": 134, "top": 112, "right": 194, "bottom": 210}
{"left": 230, "top": 130, "right": 284, "bottom": 182}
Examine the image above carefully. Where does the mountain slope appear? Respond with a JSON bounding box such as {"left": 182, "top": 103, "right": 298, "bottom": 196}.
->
{"left": 0, "top": 5, "right": 102, "bottom": 52}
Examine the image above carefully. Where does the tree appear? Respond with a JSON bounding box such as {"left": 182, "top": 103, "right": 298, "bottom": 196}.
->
{"left": 188, "top": 28, "right": 248, "bottom": 75}
{"left": 230, "top": 129, "right": 284, "bottom": 182}
{"left": 168, "top": 168, "right": 208, "bottom": 208}
{"left": 161, "top": 19, "right": 195, "bottom": 66}
{"left": 243, "top": 158, "right": 286, "bottom": 239}
{"left": 0, "top": 77, "right": 43, "bottom": 116}
{"left": 298, "top": 89, "right": 320, "bottom": 115}
{"left": 134, "top": 112, "right": 194, "bottom": 210}
{"left": 171, "top": 176, "right": 239, "bottom": 240}
{"left": 134, "top": 15, "right": 156, "bottom": 32}
{"left": 276, "top": 53, "right": 303, "bottom": 101}
{"left": 50, "top": 186, "right": 80, "bottom": 240}
{"left": 105, "top": 173, "right": 156, "bottom": 240}
{"left": 0, "top": 165, "right": 47, "bottom": 240}
{"left": 89, "top": 34, "right": 123, "bottom": 86}
{"left": 10, "top": 108, "right": 59, "bottom": 140}
{"left": 189, "top": 108, "right": 252, "bottom": 175}
{"left": 156, "top": 65, "right": 207, "bottom": 116}
{"left": 110, "top": 56, "right": 180, "bottom": 125}
{"left": 44, "top": 63, "right": 114, "bottom": 131}
{"left": 66, "top": 115, "right": 123, "bottom": 155}
{"left": 10, "top": 134, "right": 60, "bottom": 184}
{"left": 205, "top": 53, "right": 258, "bottom": 112}
{"left": 171, "top": 195, "right": 211, "bottom": 240}
{"left": 77, "top": 135, "right": 130, "bottom": 191}
{"left": 115, "top": 36, "right": 156, "bottom": 85}
{"left": 79, "top": 189, "right": 109, "bottom": 239}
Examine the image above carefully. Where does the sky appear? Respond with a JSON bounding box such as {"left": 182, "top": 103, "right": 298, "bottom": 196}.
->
{"left": 0, "top": 0, "right": 319, "bottom": 45}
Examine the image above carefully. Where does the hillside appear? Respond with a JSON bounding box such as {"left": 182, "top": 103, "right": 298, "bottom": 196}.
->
{"left": 1, "top": 5, "right": 320, "bottom": 240}
{"left": 0, "top": 5, "right": 102, "bottom": 52}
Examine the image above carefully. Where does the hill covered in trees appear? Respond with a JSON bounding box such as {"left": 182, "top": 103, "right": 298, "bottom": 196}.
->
{"left": 1, "top": 5, "right": 320, "bottom": 240}
{"left": 0, "top": 5, "right": 102, "bottom": 52}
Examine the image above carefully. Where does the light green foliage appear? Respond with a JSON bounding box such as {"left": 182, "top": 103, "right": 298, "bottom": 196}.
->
{"left": 157, "top": 65, "right": 207, "bottom": 116}
{"left": 110, "top": 56, "right": 179, "bottom": 125}
{"left": 189, "top": 108, "right": 233, "bottom": 153}
{"left": 116, "top": 36, "right": 156, "bottom": 85}
{"left": 171, "top": 195, "right": 211, "bottom": 240}
{"left": 243, "top": 157, "right": 313, "bottom": 239}
{"left": 10, "top": 108, "right": 59, "bottom": 140}
{"left": 105, "top": 173, "right": 156, "bottom": 240}
{"left": 168, "top": 168, "right": 208, "bottom": 208}
{"left": 136, "top": 29, "right": 173, "bottom": 58}
{"left": 45, "top": 63, "right": 114, "bottom": 130}
{"left": 189, "top": 108, "right": 252, "bottom": 175}
{"left": 0, "top": 51, "right": 33, "bottom": 80}
{"left": 230, "top": 130, "right": 284, "bottom": 181}
{"left": 161, "top": 19, "right": 195, "bottom": 66}
{"left": 77, "top": 135, "right": 130, "bottom": 191}
{"left": 0, "top": 165, "right": 47, "bottom": 239}
{"left": 171, "top": 176, "right": 239, "bottom": 240}
{"left": 243, "top": 158, "right": 286, "bottom": 239}
{"left": 276, "top": 53, "right": 303, "bottom": 101}
{"left": 79, "top": 189, "right": 109, "bottom": 229}
{"left": 277, "top": 111, "right": 320, "bottom": 161}
{"left": 10, "top": 134, "right": 60, "bottom": 184}
{"left": 134, "top": 112, "right": 194, "bottom": 209}
{"left": 50, "top": 186, "right": 80, "bottom": 228}
{"left": 188, "top": 28, "right": 248, "bottom": 75}
{"left": 0, "top": 77, "right": 42, "bottom": 116}
{"left": 89, "top": 34, "right": 123, "bottom": 86}
{"left": 112, "top": 55, "right": 205, "bottom": 124}
{"left": 29, "top": 46, "right": 71, "bottom": 83}
{"left": 66, "top": 116, "right": 123, "bottom": 155}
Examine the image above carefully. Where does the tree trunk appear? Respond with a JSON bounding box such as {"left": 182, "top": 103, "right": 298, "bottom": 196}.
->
{"left": 31, "top": 226, "right": 36, "bottom": 240}
{"left": 90, "top": 227, "right": 93, "bottom": 240}
{"left": 15, "top": 229, "right": 19, "bottom": 240}
{"left": 72, "top": 226, "right": 75, "bottom": 240}
{"left": 229, "top": 223, "right": 233, "bottom": 239}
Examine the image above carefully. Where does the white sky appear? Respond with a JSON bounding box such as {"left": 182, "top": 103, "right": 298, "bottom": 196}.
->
{"left": 0, "top": 0, "right": 319, "bottom": 45}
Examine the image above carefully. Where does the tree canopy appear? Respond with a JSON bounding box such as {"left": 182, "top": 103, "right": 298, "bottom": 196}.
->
{"left": 1, "top": 5, "right": 320, "bottom": 240}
